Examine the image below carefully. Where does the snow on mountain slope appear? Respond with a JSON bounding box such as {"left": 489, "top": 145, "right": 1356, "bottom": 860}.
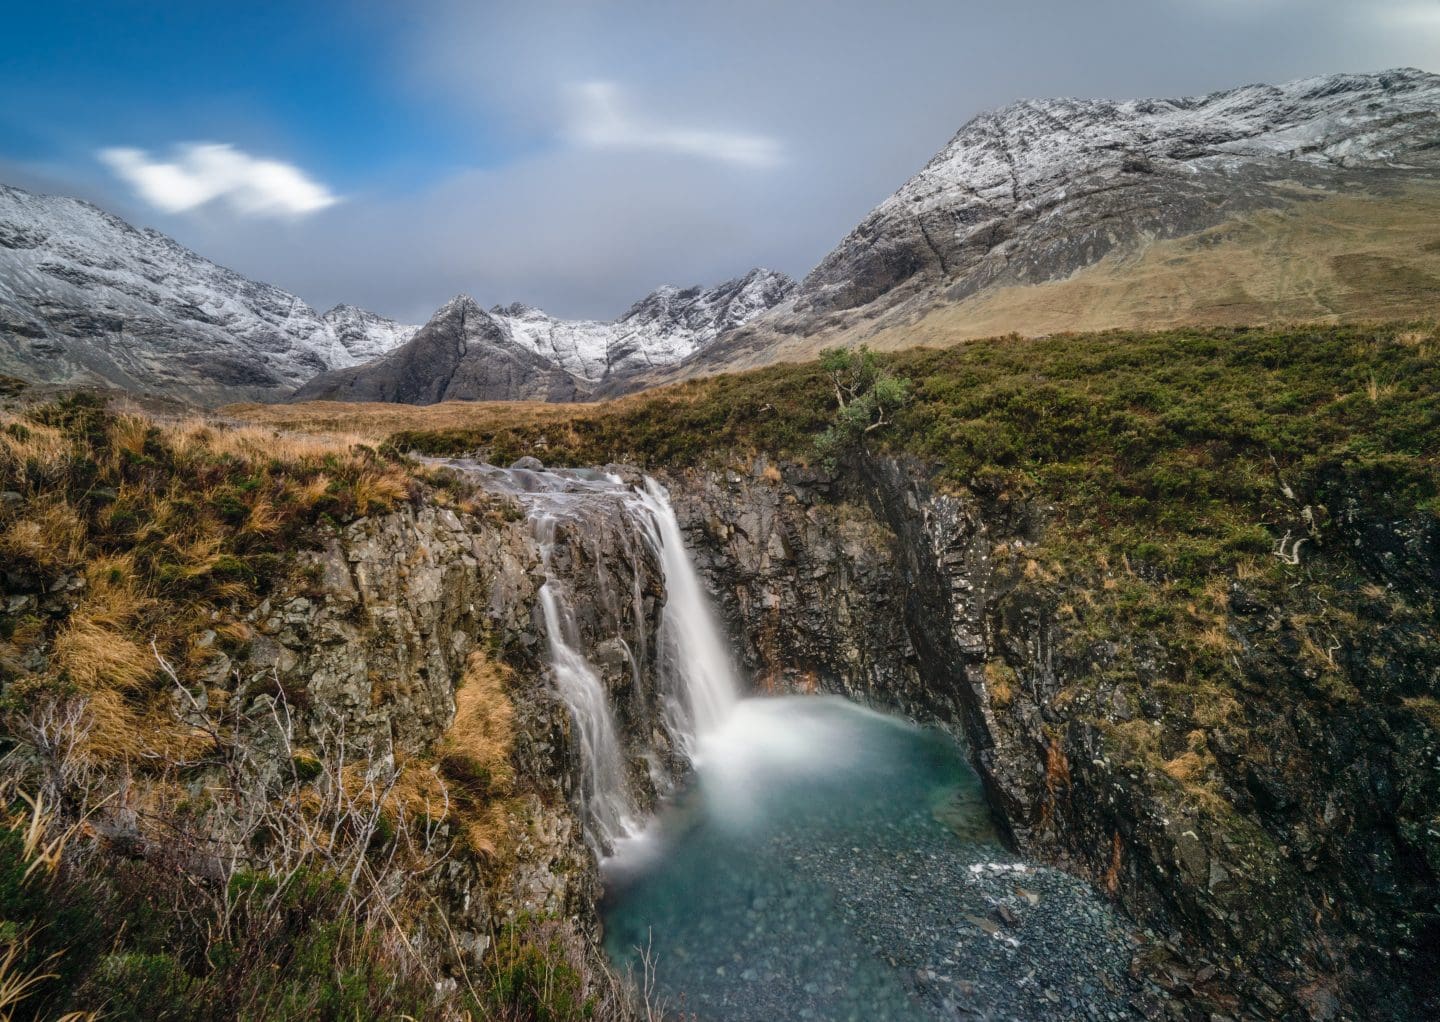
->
{"left": 0, "top": 184, "right": 415, "bottom": 403}
{"left": 295, "top": 269, "right": 797, "bottom": 403}
{"left": 491, "top": 267, "right": 797, "bottom": 382}
{"left": 797, "top": 68, "right": 1440, "bottom": 313}
{"left": 320, "top": 304, "right": 419, "bottom": 363}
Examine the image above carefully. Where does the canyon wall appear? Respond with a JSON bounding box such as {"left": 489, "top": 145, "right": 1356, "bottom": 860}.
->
{"left": 660, "top": 456, "right": 1440, "bottom": 1022}
{"left": 219, "top": 453, "right": 1436, "bottom": 1019}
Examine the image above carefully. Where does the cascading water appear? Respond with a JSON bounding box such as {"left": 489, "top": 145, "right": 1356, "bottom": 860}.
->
{"left": 429, "top": 458, "right": 1136, "bottom": 1020}
{"left": 428, "top": 459, "right": 740, "bottom": 850}
{"left": 632, "top": 478, "right": 739, "bottom": 753}
{"left": 531, "top": 510, "right": 639, "bottom": 849}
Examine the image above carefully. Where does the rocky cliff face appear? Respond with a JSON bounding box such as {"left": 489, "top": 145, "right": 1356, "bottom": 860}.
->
{"left": 216, "top": 471, "right": 700, "bottom": 986}
{"left": 658, "top": 455, "right": 1440, "bottom": 1021}
{"left": 0, "top": 184, "right": 415, "bottom": 403}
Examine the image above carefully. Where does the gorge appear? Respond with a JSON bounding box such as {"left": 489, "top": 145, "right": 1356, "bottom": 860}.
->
{"left": 425, "top": 458, "right": 1141, "bottom": 1021}
{"left": 1, "top": 350, "right": 1436, "bottom": 1020}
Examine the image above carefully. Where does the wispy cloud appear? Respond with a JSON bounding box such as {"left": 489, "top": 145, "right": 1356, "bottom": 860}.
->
{"left": 567, "top": 81, "right": 783, "bottom": 168}
{"left": 98, "top": 143, "right": 339, "bottom": 217}
{"left": 1383, "top": 2, "right": 1440, "bottom": 28}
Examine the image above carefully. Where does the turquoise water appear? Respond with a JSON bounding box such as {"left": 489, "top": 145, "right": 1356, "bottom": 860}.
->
{"left": 601, "top": 695, "right": 999, "bottom": 1021}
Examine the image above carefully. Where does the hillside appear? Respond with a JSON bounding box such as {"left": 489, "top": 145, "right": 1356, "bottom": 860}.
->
{"left": 234, "top": 319, "right": 1440, "bottom": 1017}
{"left": 632, "top": 69, "right": 1440, "bottom": 385}
{"left": 0, "top": 184, "right": 417, "bottom": 403}
{"left": 5, "top": 319, "right": 1437, "bottom": 1018}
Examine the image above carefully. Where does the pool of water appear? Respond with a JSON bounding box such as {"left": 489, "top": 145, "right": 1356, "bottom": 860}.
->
{"left": 601, "top": 695, "right": 1001, "bottom": 1021}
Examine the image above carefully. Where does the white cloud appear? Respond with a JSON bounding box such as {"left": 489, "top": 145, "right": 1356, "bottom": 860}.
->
{"left": 566, "top": 81, "right": 783, "bottom": 168}
{"left": 1384, "top": 2, "right": 1440, "bottom": 28}
{"left": 98, "top": 142, "right": 339, "bottom": 217}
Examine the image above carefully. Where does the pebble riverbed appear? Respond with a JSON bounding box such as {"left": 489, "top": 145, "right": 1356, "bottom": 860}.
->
{"left": 602, "top": 697, "right": 1140, "bottom": 1021}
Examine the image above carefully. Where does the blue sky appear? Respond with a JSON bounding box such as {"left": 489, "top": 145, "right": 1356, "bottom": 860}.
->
{"left": 1, "top": 2, "right": 492, "bottom": 191}
{"left": 2, "top": 1, "right": 1435, "bottom": 321}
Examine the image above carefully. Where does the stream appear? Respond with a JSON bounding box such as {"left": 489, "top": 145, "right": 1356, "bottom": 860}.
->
{"left": 444, "top": 458, "right": 1139, "bottom": 1020}
{"left": 601, "top": 697, "right": 1137, "bottom": 1021}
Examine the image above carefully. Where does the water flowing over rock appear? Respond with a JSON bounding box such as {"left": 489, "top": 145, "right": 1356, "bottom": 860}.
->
{"left": 431, "top": 460, "right": 742, "bottom": 850}
{"left": 632, "top": 477, "right": 740, "bottom": 752}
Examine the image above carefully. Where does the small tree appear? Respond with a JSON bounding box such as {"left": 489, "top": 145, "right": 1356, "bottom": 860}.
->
{"left": 814, "top": 345, "right": 909, "bottom": 469}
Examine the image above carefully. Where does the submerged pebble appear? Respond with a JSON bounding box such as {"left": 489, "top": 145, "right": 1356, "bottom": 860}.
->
{"left": 602, "top": 696, "right": 1138, "bottom": 1020}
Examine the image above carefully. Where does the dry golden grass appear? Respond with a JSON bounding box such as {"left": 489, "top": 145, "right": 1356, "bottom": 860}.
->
{"left": 1194, "top": 621, "right": 1239, "bottom": 656}
{"left": 221, "top": 398, "right": 595, "bottom": 445}
{"left": 0, "top": 417, "right": 71, "bottom": 482}
{"left": 354, "top": 467, "right": 411, "bottom": 516}
{"left": 52, "top": 619, "right": 152, "bottom": 692}
{"left": 983, "top": 660, "right": 1016, "bottom": 709}
{"left": 1365, "top": 374, "right": 1399, "bottom": 402}
{"left": 700, "top": 185, "right": 1440, "bottom": 368}
{"left": 0, "top": 400, "right": 422, "bottom": 773}
{"left": 439, "top": 651, "right": 518, "bottom": 855}
{"left": 1162, "top": 730, "right": 1212, "bottom": 784}
{"left": 0, "top": 496, "right": 86, "bottom": 571}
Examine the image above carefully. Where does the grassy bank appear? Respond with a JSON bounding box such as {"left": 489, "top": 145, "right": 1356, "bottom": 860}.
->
{"left": 236, "top": 321, "right": 1440, "bottom": 800}
{"left": 0, "top": 396, "right": 615, "bottom": 1020}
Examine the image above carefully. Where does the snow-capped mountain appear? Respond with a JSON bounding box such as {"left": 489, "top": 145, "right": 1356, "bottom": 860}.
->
{"left": 8, "top": 69, "right": 1439, "bottom": 406}
{"left": 491, "top": 268, "right": 796, "bottom": 381}
{"left": 797, "top": 67, "right": 1440, "bottom": 314}
{"left": 0, "top": 184, "right": 415, "bottom": 402}
{"left": 319, "top": 304, "right": 419, "bottom": 362}
{"left": 294, "top": 269, "right": 796, "bottom": 404}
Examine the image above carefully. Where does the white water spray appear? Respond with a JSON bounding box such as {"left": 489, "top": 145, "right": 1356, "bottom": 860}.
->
{"left": 531, "top": 512, "right": 639, "bottom": 849}
{"left": 428, "top": 459, "right": 743, "bottom": 851}
{"left": 632, "top": 478, "right": 740, "bottom": 753}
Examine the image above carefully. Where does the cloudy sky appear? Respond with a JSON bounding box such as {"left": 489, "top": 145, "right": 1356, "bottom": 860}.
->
{"left": 2, "top": 1, "right": 1435, "bottom": 322}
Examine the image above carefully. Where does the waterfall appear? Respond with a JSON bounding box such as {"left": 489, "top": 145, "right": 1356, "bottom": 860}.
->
{"left": 531, "top": 512, "right": 639, "bottom": 849}
{"left": 428, "top": 459, "right": 741, "bottom": 851}
{"left": 632, "top": 478, "right": 739, "bottom": 753}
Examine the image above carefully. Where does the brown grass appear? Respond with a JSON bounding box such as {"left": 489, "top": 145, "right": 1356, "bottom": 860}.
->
{"left": 437, "top": 651, "right": 518, "bottom": 856}
{"left": 0, "top": 497, "right": 85, "bottom": 570}
{"left": 0, "top": 399, "right": 419, "bottom": 772}
{"left": 221, "top": 398, "right": 601, "bottom": 446}
{"left": 983, "top": 660, "right": 1016, "bottom": 709}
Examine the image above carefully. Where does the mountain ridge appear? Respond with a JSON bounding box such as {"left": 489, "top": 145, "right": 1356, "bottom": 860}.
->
{"left": 4, "top": 68, "right": 1439, "bottom": 405}
{"left": 638, "top": 66, "right": 1440, "bottom": 386}
{"left": 0, "top": 183, "right": 416, "bottom": 403}
{"left": 293, "top": 268, "right": 797, "bottom": 403}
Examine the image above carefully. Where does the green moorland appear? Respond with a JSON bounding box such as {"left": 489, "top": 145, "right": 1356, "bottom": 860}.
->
{"left": 391, "top": 322, "right": 1438, "bottom": 591}
{"left": 386, "top": 321, "right": 1440, "bottom": 858}
{"left": 1, "top": 321, "right": 1437, "bottom": 1018}
{"left": 245, "top": 323, "right": 1439, "bottom": 770}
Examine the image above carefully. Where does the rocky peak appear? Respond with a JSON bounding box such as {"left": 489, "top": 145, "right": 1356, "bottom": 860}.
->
{"left": 320, "top": 303, "right": 419, "bottom": 363}
{"left": 0, "top": 183, "right": 415, "bottom": 402}
{"left": 797, "top": 68, "right": 1440, "bottom": 313}
{"left": 431, "top": 293, "right": 488, "bottom": 326}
